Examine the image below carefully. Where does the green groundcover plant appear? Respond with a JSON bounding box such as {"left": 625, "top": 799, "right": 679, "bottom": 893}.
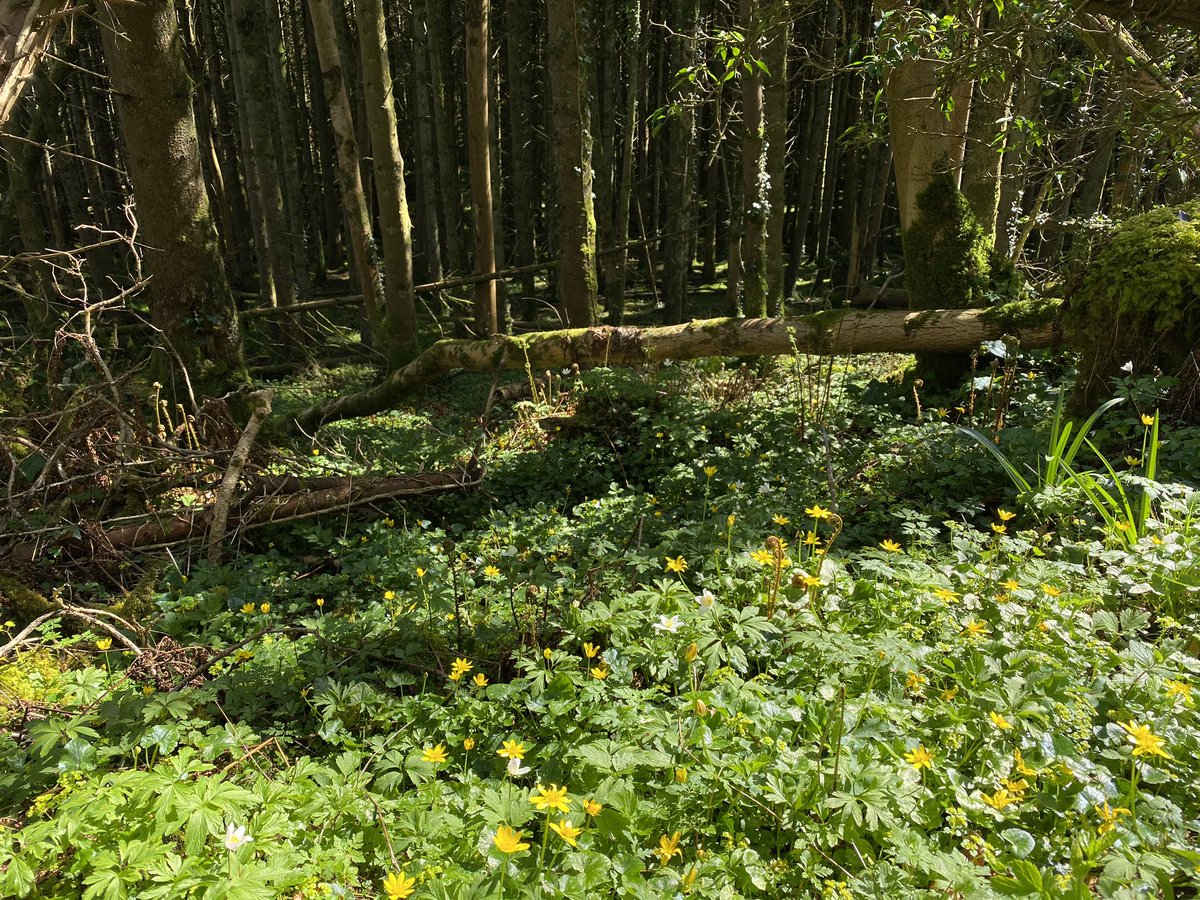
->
{"left": 2, "top": 356, "right": 1199, "bottom": 899}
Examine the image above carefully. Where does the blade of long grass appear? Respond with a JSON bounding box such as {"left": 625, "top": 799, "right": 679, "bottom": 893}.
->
{"left": 1140, "top": 410, "right": 1161, "bottom": 531}
{"left": 1084, "top": 438, "right": 1139, "bottom": 541}
{"left": 957, "top": 426, "right": 1032, "bottom": 494}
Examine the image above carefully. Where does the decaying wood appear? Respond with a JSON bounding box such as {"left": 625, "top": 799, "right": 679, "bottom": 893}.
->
{"left": 6, "top": 464, "right": 482, "bottom": 562}
{"left": 206, "top": 388, "right": 272, "bottom": 565}
{"left": 293, "top": 305, "right": 1061, "bottom": 432}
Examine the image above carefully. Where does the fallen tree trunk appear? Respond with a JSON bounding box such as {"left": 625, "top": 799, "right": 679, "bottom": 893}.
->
{"left": 292, "top": 303, "right": 1062, "bottom": 432}
{"left": 6, "top": 465, "right": 482, "bottom": 562}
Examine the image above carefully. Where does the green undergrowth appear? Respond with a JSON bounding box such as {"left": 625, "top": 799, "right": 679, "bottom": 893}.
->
{"left": 3, "top": 352, "right": 1200, "bottom": 899}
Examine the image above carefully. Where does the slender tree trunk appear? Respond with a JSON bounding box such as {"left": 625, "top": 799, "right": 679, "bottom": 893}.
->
{"left": 411, "top": 0, "right": 443, "bottom": 289}
{"left": 99, "top": 0, "right": 247, "bottom": 396}
{"left": 229, "top": 0, "right": 297, "bottom": 307}
{"left": 465, "top": 0, "right": 498, "bottom": 335}
{"left": 663, "top": 0, "right": 700, "bottom": 323}
{"left": 739, "top": 0, "right": 767, "bottom": 317}
{"left": 355, "top": 0, "right": 420, "bottom": 366}
{"left": 310, "top": 0, "right": 384, "bottom": 335}
{"left": 545, "top": 0, "right": 598, "bottom": 326}
{"left": 505, "top": 0, "right": 538, "bottom": 318}
{"left": 762, "top": 1, "right": 789, "bottom": 311}
{"left": 425, "top": 0, "right": 466, "bottom": 275}
{"left": 606, "top": 0, "right": 641, "bottom": 324}
{"left": 305, "top": 4, "right": 344, "bottom": 273}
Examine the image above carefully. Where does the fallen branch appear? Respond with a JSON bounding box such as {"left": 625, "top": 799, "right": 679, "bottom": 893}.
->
{"left": 207, "top": 389, "right": 273, "bottom": 566}
{"left": 291, "top": 304, "right": 1062, "bottom": 432}
{"left": 6, "top": 464, "right": 482, "bottom": 562}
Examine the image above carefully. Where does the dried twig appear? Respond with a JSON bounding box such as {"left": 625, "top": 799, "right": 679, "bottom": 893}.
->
{"left": 206, "top": 389, "right": 273, "bottom": 566}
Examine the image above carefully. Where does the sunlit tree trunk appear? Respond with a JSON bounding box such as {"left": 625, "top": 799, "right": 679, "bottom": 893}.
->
{"left": 465, "top": 0, "right": 498, "bottom": 335}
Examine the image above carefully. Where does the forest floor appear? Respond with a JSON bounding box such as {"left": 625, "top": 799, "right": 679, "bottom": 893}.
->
{"left": 3, "top": 350, "right": 1199, "bottom": 899}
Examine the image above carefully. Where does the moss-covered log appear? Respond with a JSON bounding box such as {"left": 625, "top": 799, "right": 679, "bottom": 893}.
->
{"left": 292, "top": 305, "right": 1061, "bottom": 431}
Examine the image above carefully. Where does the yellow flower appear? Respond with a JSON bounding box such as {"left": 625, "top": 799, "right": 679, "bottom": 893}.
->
{"left": 416, "top": 567, "right": 427, "bottom": 578}
{"left": 1041, "top": 584, "right": 1062, "bottom": 597}
{"left": 749, "top": 548, "right": 774, "bottom": 566}
{"left": 674, "top": 767, "right": 688, "bottom": 783}
{"left": 384, "top": 590, "right": 396, "bottom": 601}
{"left": 483, "top": 565, "right": 500, "bottom": 578}
{"left": 530, "top": 783, "right": 572, "bottom": 814}
{"left": 933, "top": 587, "right": 959, "bottom": 603}
{"left": 1001, "top": 777, "right": 1029, "bottom": 795}
{"left": 805, "top": 504, "right": 832, "bottom": 521}
{"left": 498, "top": 739, "right": 527, "bottom": 760}
{"left": 1125, "top": 455, "right": 1141, "bottom": 466}
{"left": 962, "top": 620, "right": 989, "bottom": 639}
{"left": 549, "top": 818, "right": 582, "bottom": 847}
{"left": 1002, "top": 579, "right": 1020, "bottom": 592}
{"left": 996, "top": 509, "right": 1016, "bottom": 522}
{"left": 583, "top": 642, "right": 599, "bottom": 658}
{"left": 1118, "top": 720, "right": 1173, "bottom": 759}
{"left": 1095, "top": 801, "right": 1131, "bottom": 834}
{"left": 316, "top": 597, "right": 325, "bottom": 607}
{"left": 799, "top": 573, "right": 822, "bottom": 589}
{"left": 1140, "top": 413, "right": 1154, "bottom": 426}
{"left": 311, "top": 448, "right": 321, "bottom": 456}
{"left": 991, "top": 523, "right": 1007, "bottom": 534}
{"left": 95, "top": 638, "right": 113, "bottom": 651}
{"left": 543, "top": 647, "right": 554, "bottom": 661}
{"left": 259, "top": 603, "right": 270, "bottom": 614}
{"left": 584, "top": 798, "right": 603, "bottom": 816}
{"left": 981, "top": 788, "right": 1021, "bottom": 810}
{"left": 590, "top": 664, "right": 610, "bottom": 680}
{"left": 726, "top": 513, "right": 736, "bottom": 528}
{"left": 654, "top": 832, "right": 683, "bottom": 866}
{"left": 880, "top": 539, "right": 902, "bottom": 553}
{"left": 382, "top": 871, "right": 416, "bottom": 900}
{"left": 665, "top": 556, "right": 688, "bottom": 573}
{"left": 803, "top": 530, "right": 820, "bottom": 546}
{"left": 905, "top": 671, "right": 928, "bottom": 693}
{"left": 493, "top": 825, "right": 530, "bottom": 854}
{"left": 449, "top": 657, "right": 473, "bottom": 681}
{"left": 422, "top": 744, "right": 448, "bottom": 764}
{"left": 464, "top": 737, "right": 476, "bottom": 750}
{"left": 1165, "top": 679, "right": 1191, "bottom": 702}
{"left": 473, "top": 672, "right": 488, "bottom": 688}
{"left": 1013, "top": 748, "right": 1036, "bottom": 777}
{"left": 904, "top": 746, "right": 934, "bottom": 771}
{"left": 703, "top": 465, "right": 718, "bottom": 478}
{"left": 941, "top": 686, "right": 959, "bottom": 702}
{"left": 773, "top": 514, "right": 790, "bottom": 525}
{"left": 989, "top": 711, "right": 1014, "bottom": 731}
{"left": 685, "top": 642, "right": 699, "bottom": 662}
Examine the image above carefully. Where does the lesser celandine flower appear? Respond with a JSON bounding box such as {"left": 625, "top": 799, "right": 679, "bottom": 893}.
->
{"left": 473, "top": 672, "right": 488, "bottom": 688}
{"left": 1042, "top": 584, "right": 1062, "bottom": 597}
{"left": 259, "top": 603, "right": 270, "bottom": 614}
{"left": 726, "top": 513, "right": 736, "bottom": 528}
{"left": 703, "top": 465, "right": 718, "bottom": 478}
{"left": 583, "top": 642, "right": 599, "bottom": 658}
{"left": 223, "top": 824, "right": 253, "bottom": 851}
{"left": 493, "top": 825, "right": 530, "bottom": 854}
{"left": 981, "top": 788, "right": 1021, "bottom": 810}
{"left": 530, "top": 783, "right": 572, "bottom": 814}
{"left": 773, "top": 514, "right": 790, "bottom": 525}
{"left": 664, "top": 556, "right": 688, "bottom": 573}
{"left": 382, "top": 871, "right": 416, "bottom": 899}
{"left": 933, "top": 587, "right": 959, "bottom": 603}
{"left": 384, "top": 590, "right": 396, "bottom": 601}
{"left": 416, "top": 567, "right": 426, "bottom": 578}
{"left": 962, "top": 620, "right": 989, "bottom": 639}
{"left": 1165, "top": 679, "right": 1191, "bottom": 702}
{"left": 1095, "top": 801, "right": 1131, "bottom": 834}
{"left": 590, "top": 664, "right": 610, "bottom": 680}
{"left": 674, "top": 767, "right": 688, "bottom": 783}
{"left": 991, "top": 523, "right": 1007, "bottom": 534}
{"left": 449, "top": 658, "right": 473, "bottom": 681}
{"left": 484, "top": 565, "right": 500, "bottom": 578}
{"left": 549, "top": 819, "right": 582, "bottom": 847}
{"left": 422, "top": 744, "right": 448, "bottom": 764}
{"left": 316, "top": 597, "right": 325, "bottom": 608}
{"left": 654, "top": 832, "right": 683, "bottom": 865}
{"left": 1002, "top": 579, "right": 1020, "bottom": 592}
{"left": 904, "top": 746, "right": 933, "bottom": 771}
{"left": 240, "top": 602, "right": 255, "bottom": 614}
{"left": 1141, "top": 413, "right": 1154, "bottom": 426}
{"left": 1119, "top": 720, "right": 1173, "bottom": 759}
{"left": 584, "top": 798, "right": 603, "bottom": 816}
{"left": 990, "top": 711, "right": 1014, "bottom": 731}
{"left": 997, "top": 509, "right": 1016, "bottom": 522}
{"left": 880, "top": 539, "right": 902, "bottom": 553}
{"left": 498, "top": 739, "right": 527, "bottom": 760}
{"left": 95, "top": 638, "right": 112, "bottom": 651}
{"left": 463, "top": 737, "right": 476, "bottom": 750}
{"left": 1013, "top": 748, "right": 1036, "bottom": 777}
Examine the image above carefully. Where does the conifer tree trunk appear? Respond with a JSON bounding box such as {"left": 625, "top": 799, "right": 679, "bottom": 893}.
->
{"left": 411, "top": 0, "right": 443, "bottom": 287}
{"left": 606, "top": 0, "right": 641, "bottom": 324}
{"left": 99, "top": 0, "right": 247, "bottom": 396}
{"left": 504, "top": 0, "right": 538, "bottom": 318}
{"left": 545, "top": 0, "right": 598, "bottom": 326}
{"left": 739, "top": 0, "right": 768, "bottom": 317}
{"left": 309, "top": 0, "right": 383, "bottom": 334}
{"left": 424, "top": 0, "right": 466, "bottom": 275}
{"left": 355, "top": 0, "right": 420, "bottom": 366}
{"left": 465, "top": 0, "right": 498, "bottom": 335}
{"left": 229, "top": 0, "right": 297, "bottom": 306}
{"left": 762, "top": 2, "right": 789, "bottom": 310}
{"left": 663, "top": 0, "right": 700, "bottom": 323}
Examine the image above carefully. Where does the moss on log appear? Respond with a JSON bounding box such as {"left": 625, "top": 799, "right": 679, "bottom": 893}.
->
{"left": 291, "top": 306, "right": 1062, "bottom": 432}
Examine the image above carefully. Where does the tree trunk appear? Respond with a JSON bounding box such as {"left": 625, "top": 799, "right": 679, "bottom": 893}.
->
{"left": 545, "top": 0, "right": 598, "bottom": 326}
{"left": 504, "top": 0, "right": 539, "bottom": 319}
{"left": 663, "top": 0, "right": 700, "bottom": 323}
{"left": 425, "top": 0, "right": 466, "bottom": 275}
{"left": 606, "top": 0, "right": 641, "bottom": 324}
{"left": 309, "top": 0, "right": 384, "bottom": 335}
{"left": 229, "top": 0, "right": 297, "bottom": 307}
{"left": 305, "top": 4, "right": 344, "bottom": 273}
{"left": 410, "top": 0, "right": 442, "bottom": 287}
{"left": 739, "top": 0, "right": 767, "bottom": 317}
{"left": 355, "top": 0, "right": 420, "bottom": 367}
{"left": 292, "top": 303, "right": 1061, "bottom": 431}
{"left": 762, "top": 1, "right": 789, "bottom": 311}
{"left": 465, "top": 0, "right": 498, "bottom": 336}
{"left": 100, "top": 0, "right": 247, "bottom": 397}
{"left": 0, "top": 0, "right": 69, "bottom": 130}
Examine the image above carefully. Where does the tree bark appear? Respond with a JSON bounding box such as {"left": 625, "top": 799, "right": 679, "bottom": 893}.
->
{"left": 606, "top": 0, "right": 641, "bottom": 324}
{"left": 293, "top": 304, "right": 1061, "bottom": 431}
{"left": 465, "top": 0, "right": 498, "bottom": 335}
{"left": 762, "top": 1, "right": 789, "bottom": 311}
{"left": 355, "top": 0, "right": 420, "bottom": 367}
{"left": 545, "top": 0, "right": 598, "bottom": 326}
{"left": 0, "top": 0, "right": 69, "bottom": 130}
{"left": 739, "top": 0, "right": 768, "bottom": 317}
{"left": 100, "top": 0, "right": 247, "bottom": 397}
{"left": 662, "top": 0, "right": 700, "bottom": 323}
{"left": 309, "top": 0, "right": 384, "bottom": 335}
